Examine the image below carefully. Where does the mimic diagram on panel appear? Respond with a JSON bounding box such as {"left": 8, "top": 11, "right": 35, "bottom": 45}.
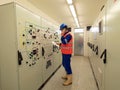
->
{"left": 52, "top": 31, "right": 60, "bottom": 53}
{"left": 42, "top": 27, "right": 60, "bottom": 69}
{"left": 42, "top": 44, "right": 53, "bottom": 69}
{"left": 42, "top": 28, "right": 56, "bottom": 69}
{"left": 44, "top": 28, "right": 52, "bottom": 39}
{"left": 18, "top": 20, "right": 60, "bottom": 69}
{"left": 18, "top": 22, "right": 42, "bottom": 67}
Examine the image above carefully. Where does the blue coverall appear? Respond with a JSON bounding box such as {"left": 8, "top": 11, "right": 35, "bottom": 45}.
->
{"left": 61, "top": 32, "right": 72, "bottom": 75}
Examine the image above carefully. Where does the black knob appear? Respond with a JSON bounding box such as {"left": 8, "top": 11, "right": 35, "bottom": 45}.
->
{"left": 26, "top": 61, "right": 28, "bottom": 64}
{"left": 22, "top": 34, "right": 25, "bottom": 37}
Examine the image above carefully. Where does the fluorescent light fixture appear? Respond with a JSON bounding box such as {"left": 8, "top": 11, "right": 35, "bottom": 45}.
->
{"left": 69, "top": 5, "right": 76, "bottom": 18}
{"left": 69, "top": 5, "right": 80, "bottom": 27}
{"left": 66, "top": 0, "right": 73, "bottom": 4}
{"left": 74, "top": 17, "right": 80, "bottom": 27}
{"left": 68, "top": 2, "right": 80, "bottom": 28}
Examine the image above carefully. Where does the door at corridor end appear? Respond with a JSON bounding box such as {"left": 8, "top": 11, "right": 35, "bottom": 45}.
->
{"left": 74, "top": 29, "right": 84, "bottom": 56}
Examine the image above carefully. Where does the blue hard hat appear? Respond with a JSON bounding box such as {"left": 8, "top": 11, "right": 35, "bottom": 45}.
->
{"left": 60, "top": 23, "right": 67, "bottom": 30}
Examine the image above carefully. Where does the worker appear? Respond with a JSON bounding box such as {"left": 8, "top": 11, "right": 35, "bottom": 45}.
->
{"left": 58, "top": 23, "right": 73, "bottom": 86}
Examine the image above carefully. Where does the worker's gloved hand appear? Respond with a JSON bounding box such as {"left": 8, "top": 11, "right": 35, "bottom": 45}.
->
{"left": 56, "top": 43, "right": 61, "bottom": 46}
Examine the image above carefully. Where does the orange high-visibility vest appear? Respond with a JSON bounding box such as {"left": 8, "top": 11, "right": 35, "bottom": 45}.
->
{"left": 61, "top": 33, "right": 73, "bottom": 54}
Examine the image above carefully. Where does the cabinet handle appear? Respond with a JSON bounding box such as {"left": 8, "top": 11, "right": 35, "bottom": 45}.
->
{"left": 92, "top": 44, "right": 95, "bottom": 51}
{"left": 100, "top": 49, "right": 107, "bottom": 64}
{"left": 18, "top": 50, "right": 23, "bottom": 65}
{"left": 94, "top": 46, "right": 98, "bottom": 55}
{"left": 42, "top": 47, "right": 45, "bottom": 56}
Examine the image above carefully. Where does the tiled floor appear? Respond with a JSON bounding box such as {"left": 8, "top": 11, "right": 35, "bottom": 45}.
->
{"left": 41, "top": 56, "right": 98, "bottom": 90}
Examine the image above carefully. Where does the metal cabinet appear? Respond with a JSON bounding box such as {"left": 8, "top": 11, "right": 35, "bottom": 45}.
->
{"left": 88, "top": 0, "right": 120, "bottom": 90}
{"left": 0, "top": 2, "right": 61, "bottom": 90}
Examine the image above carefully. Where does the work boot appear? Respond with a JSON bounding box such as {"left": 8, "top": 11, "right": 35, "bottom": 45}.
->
{"left": 61, "top": 75, "right": 67, "bottom": 80}
{"left": 63, "top": 74, "right": 72, "bottom": 86}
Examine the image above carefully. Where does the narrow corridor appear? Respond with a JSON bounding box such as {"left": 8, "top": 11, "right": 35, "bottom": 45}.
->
{"left": 42, "top": 56, "right": 98, "bottom": 90}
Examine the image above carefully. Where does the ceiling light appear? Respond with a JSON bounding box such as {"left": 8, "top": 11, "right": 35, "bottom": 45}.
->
{"left": 66, "top": 0, "right": 73, "bottom": 4}
{"left": 69, "top": 5, "right": 76, "bottom": 17}
{"left": 74, "top": 17, "right": 80, "bottom": 27}
{"left": 67, "top": 1, "right": 80, "bottom": 28}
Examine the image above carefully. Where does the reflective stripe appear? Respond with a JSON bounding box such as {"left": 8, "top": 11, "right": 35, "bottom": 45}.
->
{"left": 64, "top": 39, "right": 68, "bottom": 43}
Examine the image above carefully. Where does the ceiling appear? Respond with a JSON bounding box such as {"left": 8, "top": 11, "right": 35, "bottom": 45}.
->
{"left": 28, "top": 0, "right": 107, "bottom": 28}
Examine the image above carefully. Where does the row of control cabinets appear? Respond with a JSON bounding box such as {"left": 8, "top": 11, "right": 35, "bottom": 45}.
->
{"left": 16, "top": 4, "right": 61, "bottom": 90}
{"left": 0, "top": 3, "right": 61, "bottom": 90}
